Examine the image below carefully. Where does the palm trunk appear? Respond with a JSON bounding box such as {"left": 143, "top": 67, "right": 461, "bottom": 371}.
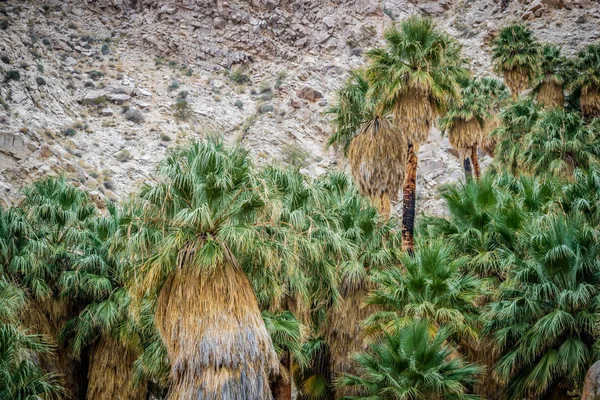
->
{"left": 87, "top": 336, "right": 147, "bottom": 400}
{"left": 402, "top": 144, "right": 418, "bottom": 254}
{"left": 156, "top": 263, "right": 278, "bottom": 400}
{"left": 471, "top": 147, "right": 481, "bottom": 178}
{"left": 463, "top": 157, "right": 473, "bottom": 181}
{"left": 271, "top": 353, "right": 292, "bottom": 400}
{"left": 548, "top": 383, "right": 570, "bottom": 400}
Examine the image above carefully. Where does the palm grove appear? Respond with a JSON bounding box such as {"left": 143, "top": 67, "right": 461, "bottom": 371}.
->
{"left": 1, "top": 16, "right": 600, "bottom": 400}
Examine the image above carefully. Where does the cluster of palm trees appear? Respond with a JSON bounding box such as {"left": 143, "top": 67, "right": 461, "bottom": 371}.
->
{"left": 0, "top": 17, "right": 599, "bottom": 400}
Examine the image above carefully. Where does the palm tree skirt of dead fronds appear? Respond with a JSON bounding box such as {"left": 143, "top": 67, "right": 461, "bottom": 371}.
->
{"left": 537, "top": 79, "right": 564, "bottom": 109}
{"left": 348, "top": 117, "right": 406, "bottom": 218}
{"left": 156, "top": 263, "right": 278, "bottom": 400}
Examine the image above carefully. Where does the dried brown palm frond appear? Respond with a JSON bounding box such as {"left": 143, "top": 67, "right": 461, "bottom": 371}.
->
{"left": 325, "top": 288, "right": 375, "bottom": 399}
{"left": 156, "top": 261, "right": 278, "bottom": 400}
{"left": 87, "top": 337, "right": 146, "bottom": 400}
{"left": 23, "top": 299, "right": 83, "bottom": 399}
{"left": 466, "top": 335, "right": 504, "bottom": 400}
{"left": 536, "top": 79, "right": 564, "bottom": 109}
{"left": 581, "top": 85, "right": 600, "bottom": 118}
{"left": 348, "top": 117, "right": 407, "bottom": 218}
{"left": 480, "top": 115, "right": 501, "bottom": 157}
{"left": 504, "top": 68, "right": 530, "bottom": 100}
{"left": 393, "top": 85, "right": 434, "bottom": 145}
{"left": 448, "top": 118, "right": 483, "bottom": 157}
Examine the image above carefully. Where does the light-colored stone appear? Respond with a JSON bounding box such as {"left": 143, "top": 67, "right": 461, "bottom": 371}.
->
{"left": 108, "top": 94, "right": 131, "bottom": 104}
{"left": 82, "top": 91, "right": 107, "bottom": 105}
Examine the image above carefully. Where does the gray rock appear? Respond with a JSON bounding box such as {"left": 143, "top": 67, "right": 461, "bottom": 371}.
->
{"left": 108, "top": 94, "right": 131, "bottom": 104}
{"left": 419, "top": 2, "right": 445, "bottom": 16}
{"left": 101, "top": 107, "right": 114, "bottom": 116}
{"left": 213, "top": 17, "right": 226, "bottom": 29}
{"left": 82, "top": 91, "right": 107, "bottom": 105}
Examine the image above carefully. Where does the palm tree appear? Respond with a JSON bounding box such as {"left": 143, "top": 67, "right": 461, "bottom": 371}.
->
{"left": 336, "top": 320, "right": 483, "bottom": 400}
{"left": 561, "top": 168, "right": 600, "bottom": 226}
{"left": 328, "top": 71, "right": 406, "bottom": 218}
{"left": 366, "top": 16, "right": 467, "bottom": 252}
{"left": 0, "top": 278, "right": 64, "bottom": 400}
{"left": 60, "top": 203, "right": 147, "bottom": 400}
{"left": 263, "top": 310, "right": 308, "bottom": 400}
{"left": 121, "top": 138, "right": 283, "bottom": 399}
{"left": 492, "top": 98, "right": 540, "bottom": 175}
{"left": 522, "top": 109, "right": 600, "bottom": 179}
{"left": 479, "top": 77, "right": 510, "bottom": 157}
{"left": 11, "top": 177, "right": 97, "bottom": 399}
{"left": 572, "top": 43, "right": 600, "bottom": 118}
{"left": 484, "top": 213, "right": 600, "bottom": 399}
{"left": 492, "top": 24, "right": 540, "bottom": 100}
{"left": 440, "top": 78, "right": 492, "bottom": 179}
{"left": 363, "top": 240, "right": 483, "bottom": 341}
{"left": 534, "top": 44, "right": 567, "bottom": 108}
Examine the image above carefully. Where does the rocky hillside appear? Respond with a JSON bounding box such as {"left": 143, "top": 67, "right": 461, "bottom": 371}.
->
{"left": 0, "top": 0, "right": 598, "bottom": 213}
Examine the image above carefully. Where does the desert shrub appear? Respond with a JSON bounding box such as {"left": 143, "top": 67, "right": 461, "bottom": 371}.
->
{"left": 101, "top": 44, "right": 109, "bottom": 55}
{"left": 1, "top": 55, "right": 9, "bottom": 64}
{"left": 177, "top": 90, "right": 188, "bottom": 100}
{"left": 84, "top": 80, "right": 94, "bottom": 88}
{"left": 234, "top": 99, "right": 244, "bottom": 110}
{"left": 115, "top": 149, "right": 132, "bottom": 162}
{"left": 124, "top": 108, "right": 144, "bottom": 124}
{"left": 172, "top": 99, "right": 192, "bottom": 121}
{"left": 88, "top": 70, "right": 104, "bottom": 81}
{"left": 168, "top": 80, "right": 179, "bottom": 91}
{"left": 36, "top": 77, "right": 46, "bottom": 86}
{"left": 4, "top": 70, "right": 20, "bottom": 82}
{"left": 258, "top": 103, "right": 274, "bottom": 114}
{"left": 0, "top": 19, "right": 8, "bottom": 30}
{"left": 281, "top": 142, "right": 310, "bottom": 168}
{"left": 230, "top": 69, "right": 250, "bottom": 84}
{"left": 63, "top": 127, "right": 77, "bottom": 137}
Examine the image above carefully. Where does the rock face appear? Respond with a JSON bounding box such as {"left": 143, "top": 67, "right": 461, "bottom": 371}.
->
{"left": 0, "top": 0, "right": 599, "bottom": 213}
{"left": 582, "top": 361, "right": 600, "bottom": 400}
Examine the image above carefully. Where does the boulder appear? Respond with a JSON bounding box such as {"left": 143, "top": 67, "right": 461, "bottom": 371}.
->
{"left": 582, "top": 361, "right": 600, "bottom": 400}
{"left": 108, "top": 94, "right": 131, "bottom": 104}
{"left": 419, "top": 2, "right": 446, "bottom": 16}
{"left": 297, "top": 86, "right": 323, "bottom": 102}
{"left": 101, "top": 107, "right": 114, "bottom": 116}
{"left": 82, "top": 91, "right": 107, "bottom": 105}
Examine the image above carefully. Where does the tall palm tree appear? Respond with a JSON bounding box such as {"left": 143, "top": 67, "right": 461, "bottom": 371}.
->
{"left": 572, "top": 43, "right": 600, "bottom": 118}
{"left": 485, "top": 213, "right": 600, "bottom": 399}
{"left": 328, "top": 71, "right": 406, "bottom": 218}
{"left": 336, "top": 320, "right": 483, "bottom": 400}
{"left": 534, "top": 44, "right": 567, "bottom": 108}
{"left": 11, "top": 177, "right": 96, "bottom": 399}
{"left": 492, "top": 24, "right": 540, "bottom": 100}
{"left": 121, "top": 138, "right": 285, "bottom": 399}
{"left": 439, "top": 78, "right": 492, "bottom": 179}
{"left": 366, "top": 16, "right": 467, "bottom": 252}
{"left": 522, "top": 109, "right": 600, "bottom": 179}
{"left": 60, "top": 203, "right": 147, "bottom": 400}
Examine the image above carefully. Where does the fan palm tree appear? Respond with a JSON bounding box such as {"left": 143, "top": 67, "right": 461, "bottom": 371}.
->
{"left": 571, "top": 43, "right": 600, "bottom": 118}
{"left": 439, "top": 78, "right": 493, "bottom": 179}
{"left": 336, "top": 319, "right": 483, "bottom": 400}
{"left": 479, "top": 77, "right": 510, "bottom": 157}
{"left": 10, "top": 177, "right": 96, "bottom": 399}
{"left": 534, "top": 44, "right": 567, "bottom": 108}
{"left": 0, "top": 278, "right": 64, "bottom": 400}
{"left": 484, "top": 213, "right": 600, "bottom": 399}
{"left": 263, "top": 310, "right": 308, "bottom": 400}
{"left": 121, "top": 138, "right": 288, "bottom": 399}
{"left": 560, "top": 168, "right": 600, "bottom": 226}
{"left": 328, "top": 71, "right": 406, "bottom": 218}
{"left": 522, "top": 109, "right": 600, "bottom": 179}
{"left": 492, "top": 24, "right": 540, "bottom": 100}
{"left": 60, "top": 203, "right": 147, "bottom": 400}
{"left": 492, "top": 98, "right": 540, "bottom": 175}
{"left": 363, "top": 240, "right": 483, "bottom": 341}
{"left": 366, "top": 16, "right": 468, "bottom": 252}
